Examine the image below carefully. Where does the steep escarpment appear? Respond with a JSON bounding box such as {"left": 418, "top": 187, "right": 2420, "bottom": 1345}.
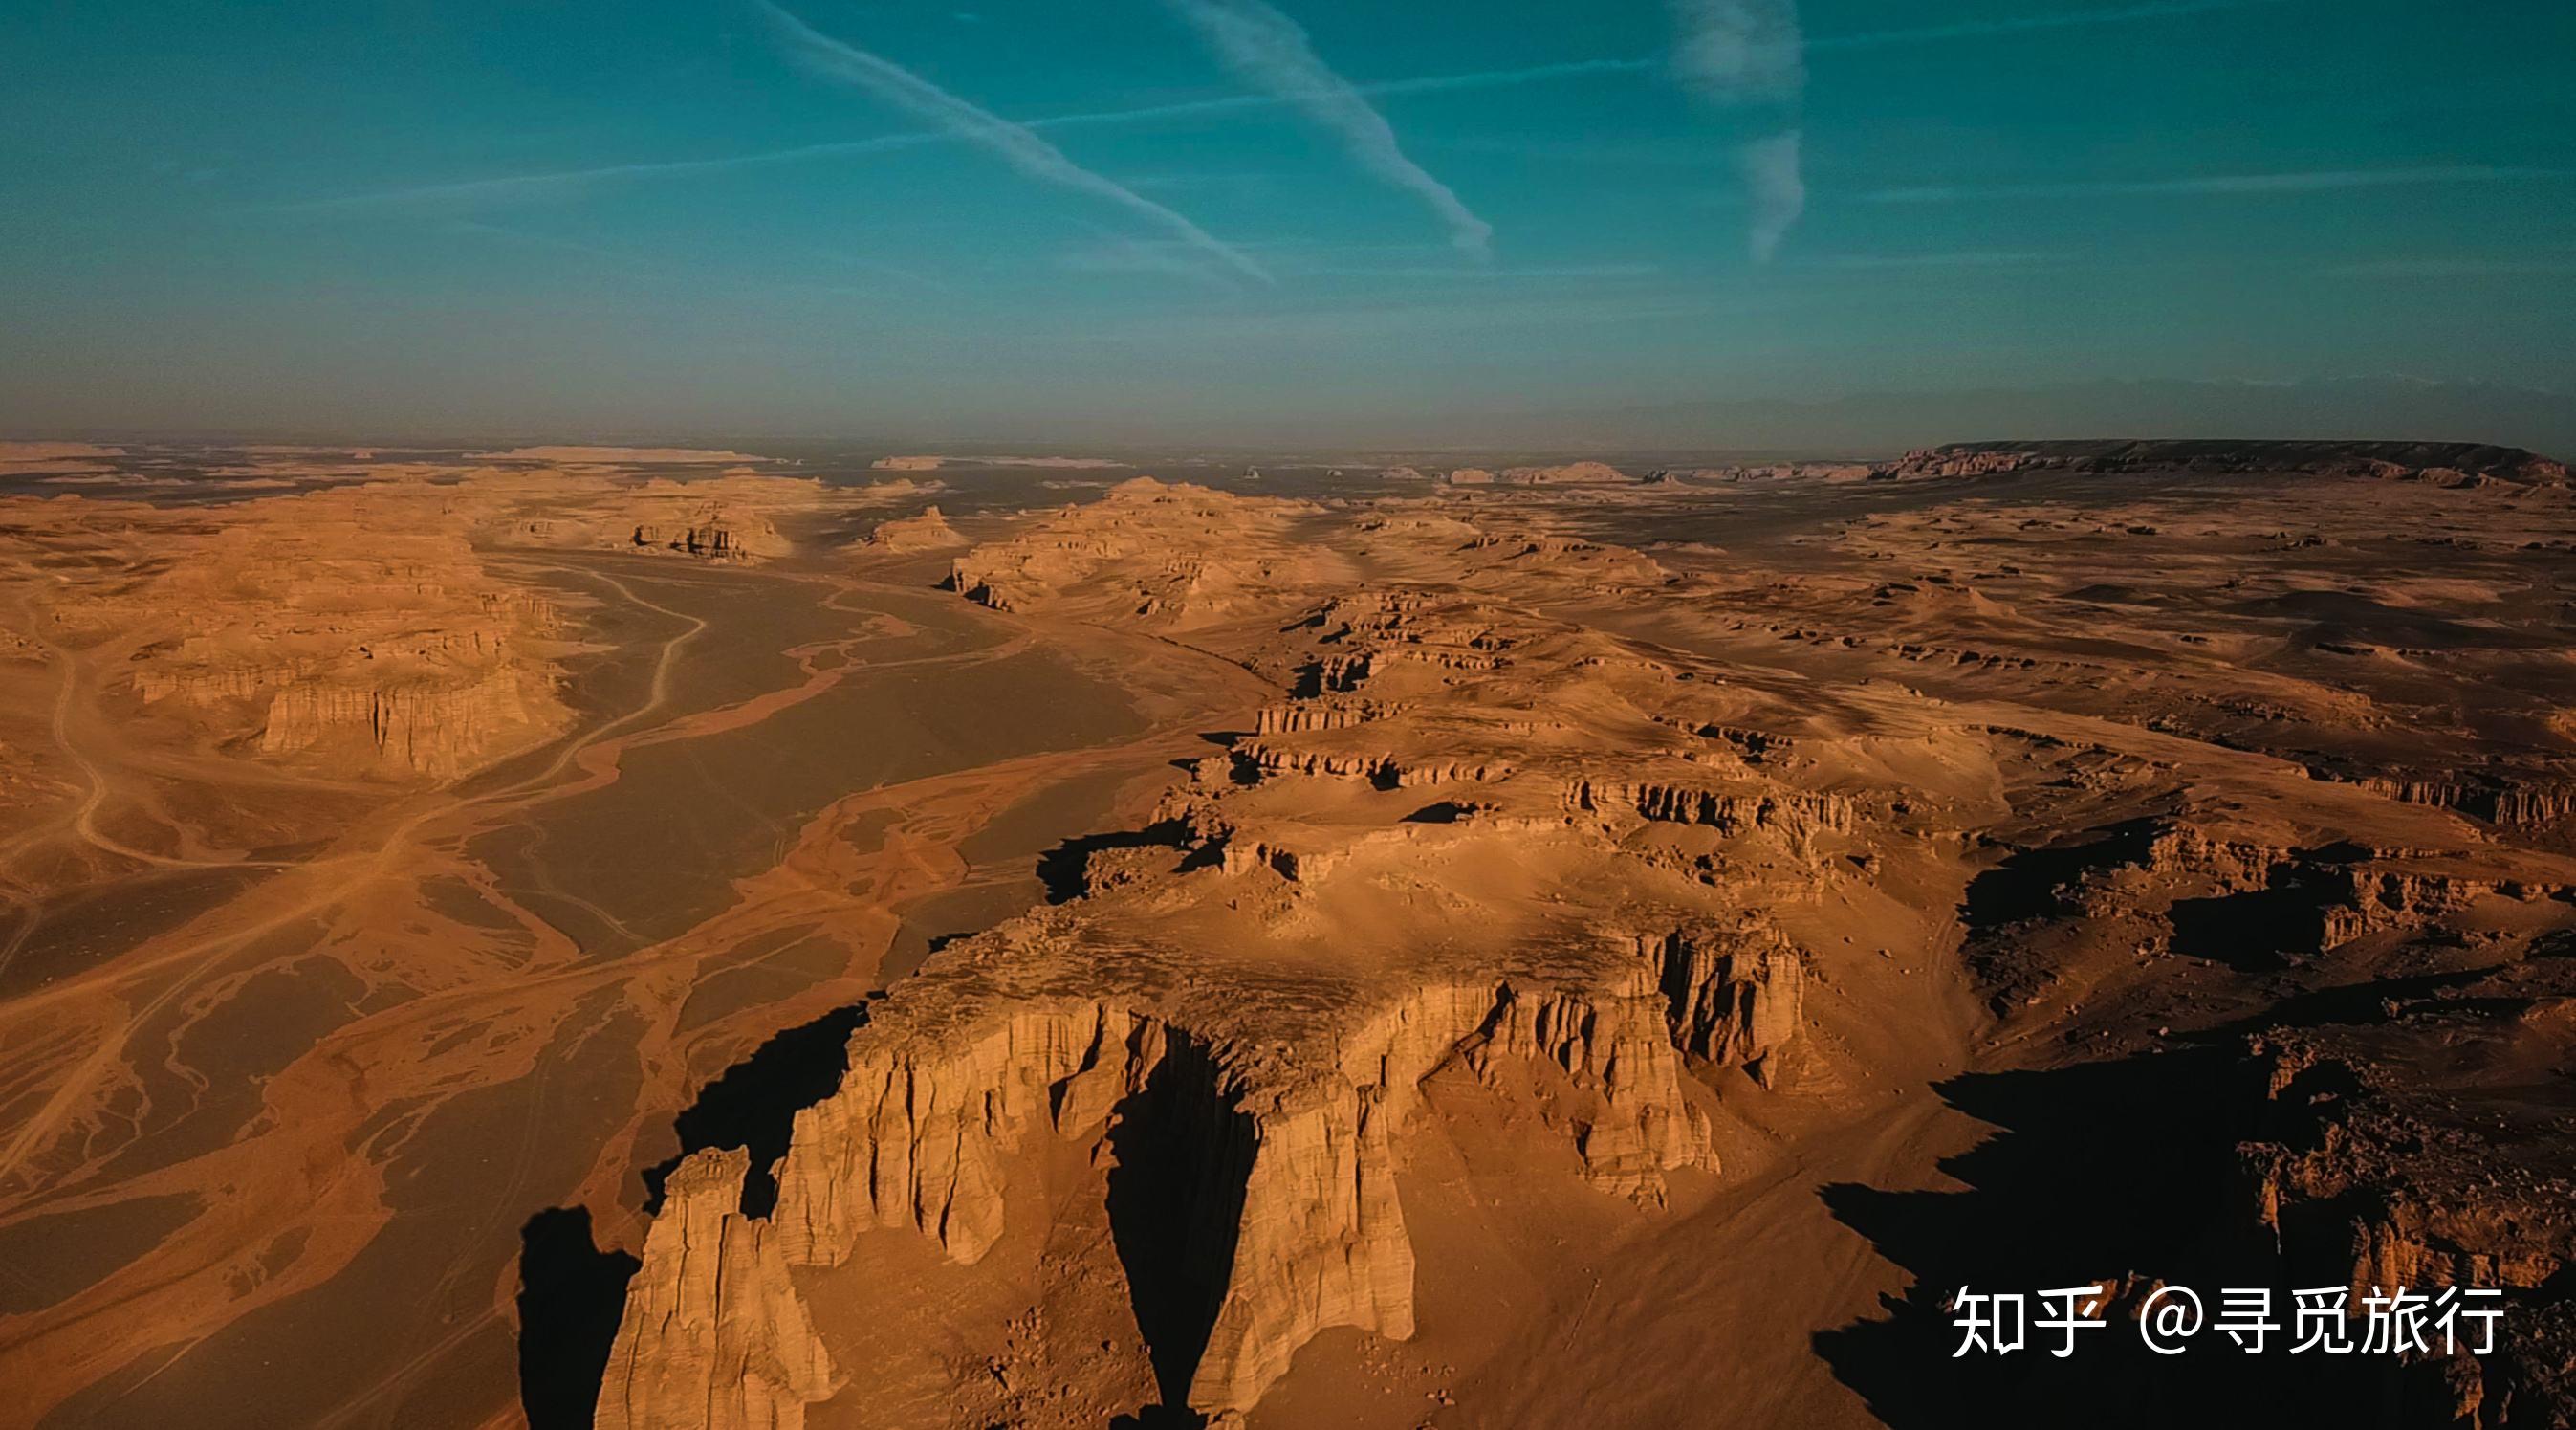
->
{"left": 597, "top": 1149, "right": 840, "bottom": 1430}
{"left": 601, "top": 895, "right": 1792, "bottom": 1426}
{"left": 257, "top": 661, "right": 549, "bottom": 779}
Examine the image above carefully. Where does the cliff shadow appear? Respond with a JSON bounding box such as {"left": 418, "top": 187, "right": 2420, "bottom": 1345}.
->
{"left": 516, "top": 1206, "right": 640, "bottom": 1430}
{"left": 1036, "top": 818, "right": 1196, "bottom": 904}
{"left": 1811, "top": 1048, "right": 2293, "bottom": 1427}
{"left": 1956, "top": 820, "right": 2162, "bottom": 934}
{"left": 1104, "top": 1035, "right": 1257, "bottom": 1425}
{"left": 642, "top": 1002, "right": 868, "bottom": 1218}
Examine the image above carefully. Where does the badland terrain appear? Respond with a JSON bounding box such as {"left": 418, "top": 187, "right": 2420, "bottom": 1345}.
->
{"left": 0, "top": 437, "right": 2571, "bottom": 1429}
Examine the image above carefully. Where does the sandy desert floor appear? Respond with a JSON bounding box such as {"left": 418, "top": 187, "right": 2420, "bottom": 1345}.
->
{"left": 1, "top": 440, "right": 2571, "bottom": 1429}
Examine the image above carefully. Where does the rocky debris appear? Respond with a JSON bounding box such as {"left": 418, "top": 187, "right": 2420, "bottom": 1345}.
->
{"left": 2235, "top": 953, "right": 2576, "bottom": 1423}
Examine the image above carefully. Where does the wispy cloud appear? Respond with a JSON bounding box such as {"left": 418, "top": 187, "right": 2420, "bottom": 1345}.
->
{"left": 1670, "top": 0, "right": 1806, "bottom": 104}
{"left": 1158, "top": 0, "right": 1492, "bottom": 256}
{"left": 755, "top": 0, "right": 1270, "bottom": 283}
{"left": 1059, "top": 225, "right": 1244, "bottom": 291}
{"left": 1670, "top": 0, "right": 1805, "bottom": 262}
{"left": 268, "top": 0, "right": 2279, "bottom": 218}
{"left": 263, "top": 135, "right": 936, "bottom": 212}
{"left": 272, "top": 58, "right": 1647, "bottom": 213}
{"left": 1739, "top": 131, "right": 1805, "bottom": 263}
{"left": 1862, "top": 165, "right": 2575, "bottom": 203}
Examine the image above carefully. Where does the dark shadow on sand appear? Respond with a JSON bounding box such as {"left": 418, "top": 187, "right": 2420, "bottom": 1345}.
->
{"left": 642, "top": 1003, "right": 868, "bottom": 1217}
{"left": 516, "top": 1206, "right": 640, "bottom": 1430}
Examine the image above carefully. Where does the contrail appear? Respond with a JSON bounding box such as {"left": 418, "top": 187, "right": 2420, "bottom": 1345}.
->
{"left": 269, "top": 1, "right": 2278, "bottom": 216}
{"left": 266, "top": 134, "right": 933, "bottom": 212}
{"left": 755, "top": 0, "right": 1269, "bottom": 283}
{"left": 1159, "top": 0, "right": 1493, "bottom": 256}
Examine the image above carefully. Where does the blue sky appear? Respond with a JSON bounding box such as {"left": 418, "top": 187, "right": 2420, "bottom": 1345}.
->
{"left": 3, "top": 0, "right": 2572, "bottom": 448}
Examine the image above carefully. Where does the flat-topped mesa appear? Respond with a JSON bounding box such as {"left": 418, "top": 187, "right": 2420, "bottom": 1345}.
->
{"left": 84, "top": 499, "right": 573, "bottom": 780}
{"left": 629, "top": 503, "right": 787, "bottom": 561}
{"left": 1878, "top": 439, "right": 2570, "bottom": 485}
{"left": 595, "top": 904, "right": 1800, "bottom": 1425}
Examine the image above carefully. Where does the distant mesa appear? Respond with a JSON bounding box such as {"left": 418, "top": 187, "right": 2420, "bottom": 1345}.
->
{"left": 871, "top": 454, "right": 1129, "bottom": 471}
{"left": 1448, "top": 460, "right": 1636, "bottom": 487}
{"left": 481, "top": 445, "right": 778, "bottom": 466}
{"left": 1875, "top": 438, "right": 2569, "bottom": 485}
{"left": 1654, "top": 461, "right": 1876, "bottom": 483}
{"left": 0, "top": 440, "right": 128, "bottom": 476}
{"left": 0, "top": 440, "right": 125, "bottom": 462}
{"left": 861, "top": 505, "right": 968, "bottom": 554}
{"left": 627, "top": 508, "right": 785, "bottom": 561}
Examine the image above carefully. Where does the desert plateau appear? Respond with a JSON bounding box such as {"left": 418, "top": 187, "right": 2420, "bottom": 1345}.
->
{"left": 0, "top": 436, "right": 2566, "bottom": 1430}
{"left": 11, "top": 1, "right": 2575, "bottom": 1424}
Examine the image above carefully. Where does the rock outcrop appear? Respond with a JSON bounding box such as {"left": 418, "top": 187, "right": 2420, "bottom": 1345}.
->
{"left": 599, "top": 905, "right": 1779, "bottom": 1426}
{"left": 598, "top": 1149, "right": 841, "bottom": 1430}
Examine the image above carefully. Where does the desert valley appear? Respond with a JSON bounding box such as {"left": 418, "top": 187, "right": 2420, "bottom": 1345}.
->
{"left": 0, "top": 438, "right": 2569, "bottom": 1428}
